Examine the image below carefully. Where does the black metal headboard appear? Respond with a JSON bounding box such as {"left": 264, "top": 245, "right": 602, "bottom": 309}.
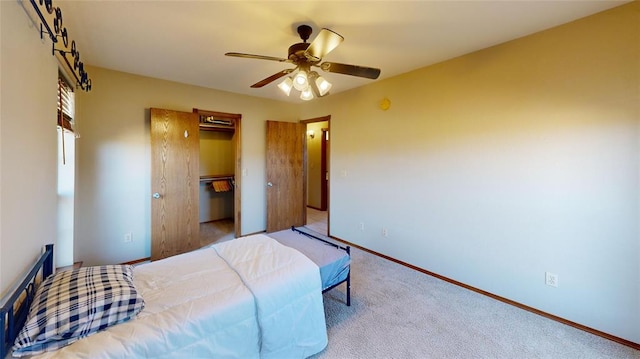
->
{"left": 0, "top": 244, "right": 54, "bottom": 358}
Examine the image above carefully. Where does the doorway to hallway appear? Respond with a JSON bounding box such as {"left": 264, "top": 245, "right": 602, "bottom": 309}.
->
{"left": 306, "top": 207, "right": 327, "bottom": 236}
{"left": 303, "top": 115, "right": 330, "bottom": 236}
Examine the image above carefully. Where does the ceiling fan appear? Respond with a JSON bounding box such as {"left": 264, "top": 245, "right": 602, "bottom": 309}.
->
{"left": 225, "top": 25, "right": 381, "bottom": 100}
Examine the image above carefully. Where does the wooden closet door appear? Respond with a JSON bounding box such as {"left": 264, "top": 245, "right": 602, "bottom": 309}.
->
{"left": 266, "top": 120, "right": 306, "bottom": 232}
{"left": 150, "top": 108, "right": 200, "bottom": 260}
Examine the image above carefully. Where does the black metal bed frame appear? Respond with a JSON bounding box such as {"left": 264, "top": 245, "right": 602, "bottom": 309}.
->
{"left": 290, "top": 227, "right": 351, "bottom": 306}
{"left": 0, "top": 244, "right": 54, "bottom": 358}
{"left": 0, "top": 232, "right": 349, "bottom": 356}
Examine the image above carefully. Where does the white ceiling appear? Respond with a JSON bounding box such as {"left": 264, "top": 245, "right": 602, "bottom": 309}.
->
{"left": 59, "top": 1, "right": 628, "bottom": 103}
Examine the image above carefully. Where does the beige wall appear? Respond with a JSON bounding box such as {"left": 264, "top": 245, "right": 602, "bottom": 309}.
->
{"left": 0, "top": 1, "right": 59, "bottom": 295}
{"left": 74, "top": 67, "right": 298, "bottom": 265}
{"left": 301, "top": 2, "right": 639, "bottom": 343}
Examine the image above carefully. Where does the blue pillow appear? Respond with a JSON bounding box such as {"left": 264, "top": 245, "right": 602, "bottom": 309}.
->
{"left": 12, "top": 265, "right": 145, "bottom": 356}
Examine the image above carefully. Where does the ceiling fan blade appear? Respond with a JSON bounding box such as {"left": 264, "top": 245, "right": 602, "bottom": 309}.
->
{"left": 320, "top": 62, "right": 381, "bottom": 79}
{"left": 304, "top": 28, "right": 344, "bottom": 62}
{"left": 250, "top": 69, "right": 294, "bottom": 88}
{"left": 225, "top": 52, "right": 290, "bottom": 63}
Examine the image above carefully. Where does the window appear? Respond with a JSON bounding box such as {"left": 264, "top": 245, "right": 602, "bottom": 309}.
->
{"left": 57, "top": 73, "right": 76, "bottom": 267}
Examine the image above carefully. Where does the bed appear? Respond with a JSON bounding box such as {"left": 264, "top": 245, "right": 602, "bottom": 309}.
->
{"left": 0, "top": 228, "right": 350, "bottom": 358}
{"left": 270, "top": 227, "right": 351, "bottom": 305}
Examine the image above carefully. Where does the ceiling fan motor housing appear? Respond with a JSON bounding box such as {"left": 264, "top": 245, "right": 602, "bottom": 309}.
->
{"left": 288, "top": 42, "right": 312, "bottom": 63}
{"left": 287, "top": 25, "right": 319, "bottom": 63}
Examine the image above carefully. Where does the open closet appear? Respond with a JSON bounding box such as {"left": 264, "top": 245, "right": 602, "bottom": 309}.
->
{"left": 150, "top": 108, "right": 241, "bottom": 261}
{"left": 196, "top": 108, "right": 241, "bottom": 245}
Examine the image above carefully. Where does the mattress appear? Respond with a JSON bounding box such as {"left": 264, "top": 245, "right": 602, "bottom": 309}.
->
{"left": 267, "top": 228, "right": 351, "bottom": 291}
{"left": 21, "top": 234, "right": 327, "bottom": 358}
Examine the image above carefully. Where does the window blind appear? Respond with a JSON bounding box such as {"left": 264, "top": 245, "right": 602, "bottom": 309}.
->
{"left": 57, "top": 77, "right": 75, "bottom": 131}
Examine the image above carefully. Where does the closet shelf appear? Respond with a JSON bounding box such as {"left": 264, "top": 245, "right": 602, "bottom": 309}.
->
{"left": 194, "top": 108, "right": 239, "bottom": 132}
{"left": 200, "top": 174, "right": 234, "bottom": 182}
{"left": 199, "top": 123, "right": 235, "bottom": 132}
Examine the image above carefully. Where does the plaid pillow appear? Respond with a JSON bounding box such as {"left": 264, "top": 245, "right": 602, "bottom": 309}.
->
{"left": 12, "top": 265, "right": 145, "bottom": 356}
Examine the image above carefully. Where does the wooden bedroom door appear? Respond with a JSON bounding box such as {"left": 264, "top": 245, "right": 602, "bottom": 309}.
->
{"left": 150, "top": 108, "right": 200, "bottom": 260}
{"left": 266, "top": 120, "right": 306, "bottom": 232}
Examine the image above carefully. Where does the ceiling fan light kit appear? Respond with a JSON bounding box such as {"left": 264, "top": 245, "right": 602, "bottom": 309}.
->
{"left": 310, "top": 72, "right": 332, "bottom": 96}
{"left": 300, "top": 87, "right": 314, "bottom": 101}
{"left": 292, "top": 69, "right": 309, "bottom": 91}
{"left": 277, "top": 77, "right": 294, "bottom": 96}
{"left": 280, "top": 68, "right": 331, "bottom": 101}
{"left": 226, "top": 24, "right": 381, "bottom": 101}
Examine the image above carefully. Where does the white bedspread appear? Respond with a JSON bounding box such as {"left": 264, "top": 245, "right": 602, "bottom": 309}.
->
{"left": 24, "top": 234, "right": 327, "bottom": 358}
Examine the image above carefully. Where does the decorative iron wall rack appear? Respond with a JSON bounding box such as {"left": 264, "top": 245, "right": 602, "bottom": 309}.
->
{"left": 21, "top": 0, "right": 92, "bottom": 91}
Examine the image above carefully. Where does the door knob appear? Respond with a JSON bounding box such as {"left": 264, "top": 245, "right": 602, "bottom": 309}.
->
{"left": 152, "top": 192, "right": 161, "bottom": 199}
{"left": 267, "top": 182, "right": 273, "bottom": 187}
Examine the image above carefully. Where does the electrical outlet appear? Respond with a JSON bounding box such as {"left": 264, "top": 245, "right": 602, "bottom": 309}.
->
{"left": 124, "top": 232, "right": 133, "bottom": 243}
{"left": 382, "top": 228, "right": 388, "bottom": 237}
{"left": 545, "top": 272, "right": 558, "bottom": 287}
{"left": 359, "top": 222, "right": 365, "bottom": 231}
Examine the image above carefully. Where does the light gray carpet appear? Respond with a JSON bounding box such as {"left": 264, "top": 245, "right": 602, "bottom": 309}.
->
{"left": 311, "top": 244, "right": 639, "bottom": 359}
{"left": 199, "top": 219, "right": 235, "bottom": 247}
